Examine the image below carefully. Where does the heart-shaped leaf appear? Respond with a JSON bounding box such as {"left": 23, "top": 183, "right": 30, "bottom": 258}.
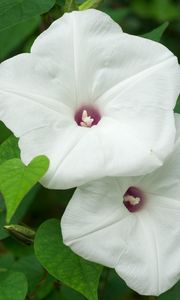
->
{"left": 34, "top": 219, "right": 102, "bottom": 300}
{"left": 0, "top": 155, "right": 49, "bottom": 222}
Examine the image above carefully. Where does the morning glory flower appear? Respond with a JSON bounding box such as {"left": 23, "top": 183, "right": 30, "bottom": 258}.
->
{"left": 61, "top": 114, "right": 180, "bottom": 296}
{"left": 0, "top": 9, "right": 179, "bottom": 189}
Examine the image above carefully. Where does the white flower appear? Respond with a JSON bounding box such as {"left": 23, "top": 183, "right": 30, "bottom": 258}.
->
{"left": 61, "top": 114, "right": 180, "bottom": 296}
{"left": 0, "top": 9, "right": 179, "bottom": 189}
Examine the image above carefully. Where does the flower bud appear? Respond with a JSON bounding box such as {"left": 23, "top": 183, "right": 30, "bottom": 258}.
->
{"left": 4, "top": 224, "right": 35, "bottom": 245}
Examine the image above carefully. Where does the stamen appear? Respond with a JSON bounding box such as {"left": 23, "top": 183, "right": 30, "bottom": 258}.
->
{"left": 123, "top": 186, "right": 145, "bottom": 213}
{"left": 124, "top": 195, "right": 141, "bottom": 206}
{"left": 80, "top": 110, "right": 94, "bottom": 127}
{"left": 74, "top": 105, "right": 101, "bottom": 127}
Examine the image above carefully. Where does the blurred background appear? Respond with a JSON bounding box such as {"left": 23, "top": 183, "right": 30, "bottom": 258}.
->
{"left": 0, "top": 1, "right": 180, "bottom": 299}
{"left": 1, "top": 0, "right": 180, "bottom": 64}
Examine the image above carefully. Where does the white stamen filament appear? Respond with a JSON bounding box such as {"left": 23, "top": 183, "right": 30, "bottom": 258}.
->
{"left": 124, "top": 195, "right": 141, "bottom": 206}
{"left": 80, "top": 110, "right": 94, "bottom": 127}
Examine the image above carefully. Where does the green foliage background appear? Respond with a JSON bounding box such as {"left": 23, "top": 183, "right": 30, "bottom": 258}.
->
{"left": 0, "top": 1, "right": 180, "bottom": 300}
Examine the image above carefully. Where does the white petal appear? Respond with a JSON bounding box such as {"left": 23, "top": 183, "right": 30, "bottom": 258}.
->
{"left": 95, "top": 117, "right": 163, "bottom": 176}
{"left": 19, "top": 123, "right": 107, "bottom": 189}
{"left": 115, "top": 199, "right": 180, "bottom": 295}
{"left": 62, "top": 178, "right": 180, "bottom": 296}
{"left": 38, "top": 114, "right": 164, "bottom": 188}
{"left": 33, "top": 9, "right": 179, "bottom": 110}
{"left": 97, "top": 56, "right": 179, "bottom": 163}
{"left": 96, "top": 38, "right": 179, "bottom": 111}
{"left": 139, "top": 114, "right": 180, "bottom": 199}
{"left": 61, "top": 178, "right": 134, "bottom": 267}
{"left": 19, "top": 124, "right": 84, "bottom": 188}
{"left": 0, "top": 54, "right": 73, "bottom": 137}
{"left": 31, "top": 9, "right": 123, "bottom": 106}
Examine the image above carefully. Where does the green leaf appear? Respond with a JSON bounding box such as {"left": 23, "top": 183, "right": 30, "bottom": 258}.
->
{"left": 56, "top": 0, "right": 65, "bottom": 6}
{"left": 142, "top": 22, "right": 169, "bottom": 42}
{"left": 103, "top": 269, "right": 132, "bottom": 300}
{"left": 3, "top": 238, "right": 34, "bottom": 258}
{"left": 11, "top": 184, "right": 40, "bottom": 224}
{"left": 0, "top": 155, "right": 49, "bottom": 222}
{"left": 0, "top": 16, "right": 40, "bottom": 62}
{"left": 174, "top": 96, "right": 180, "bottom": 114}
{"left": 34, "top": 219, "right": 102, "bottom": 300}
{"left": 0, "top": 0, "right": 55, "bottom": 31}
{"left": 0, "top": 271, "right": 28, "bottom": 300}
{"left": 0, "top": 195, "right": 9, "bottom": 240}
{"left": 79, "top": 0, "right": 102, "bottom": 10}
{"left": 0, "top": 253, "right": 51, "bottom": 298}
{"left": 0, "top": 253, "right": 15, "bottom": 272}
{"left": 45, "top": 290, "right": 63, "bottom": 300}
{"left": 46, "top": 288, "right": 85, "bottom": 300}
{"left": 0, "top": 122, "right": 11, "bottom": 144}
{"left": 12, "top": 254, "right": 44, "bottom": 293}
{"left": 0, "top": 185, "right": 40, "bottom": 239}
{"left": 35, "top": 275, "right": 54, "bottom": 300}
{"left": 0, "top": 135, "right": 20, "bottom": 166}
{"left": 60, "top": 286, "right": 86, "bottom": 300}
{"left": 64, "top": 0, "right": 77, "bottom": 12}
{"left": 101, "top": 8, "right": 129, "bottom": 22}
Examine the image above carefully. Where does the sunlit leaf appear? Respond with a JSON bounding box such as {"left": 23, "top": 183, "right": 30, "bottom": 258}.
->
{"left": 0, "top": 155, "right": 49, "bottom": 222}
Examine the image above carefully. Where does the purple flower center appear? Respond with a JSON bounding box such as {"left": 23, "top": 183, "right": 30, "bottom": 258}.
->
{"left": 123, "top": 186, "right": 145, "bottom": 213}
{"left": 75, "top": 105, "right": 101, "bottom": 128}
